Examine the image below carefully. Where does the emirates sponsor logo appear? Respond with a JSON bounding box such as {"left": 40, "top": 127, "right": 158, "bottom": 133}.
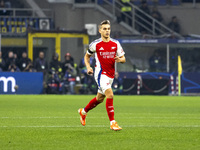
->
{"left": 100, "top": 51, "right": 116, "bottom": 59}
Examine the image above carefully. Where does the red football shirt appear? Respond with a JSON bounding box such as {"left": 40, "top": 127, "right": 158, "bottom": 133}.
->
{"left": 87, "top": 38, "right": 125, "bottom": 78}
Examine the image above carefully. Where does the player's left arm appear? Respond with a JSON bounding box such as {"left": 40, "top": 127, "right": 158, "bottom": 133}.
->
{"left": 114, "top": 55, "right": 126, "bottom": 63}
{"left": 115, "top": 41, "right": 126, "bottom": 63}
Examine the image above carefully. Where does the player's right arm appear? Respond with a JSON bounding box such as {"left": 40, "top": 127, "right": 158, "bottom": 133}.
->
{"left": 84, "top": 53, "right": 93, "bottom": 75}
{"left": 85, "top": 40, "right": 97, "bottom": 75}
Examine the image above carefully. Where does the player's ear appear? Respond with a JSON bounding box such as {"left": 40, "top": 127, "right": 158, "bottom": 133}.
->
{"left": 98, "top": 25, "right": 101, "bottom": 34}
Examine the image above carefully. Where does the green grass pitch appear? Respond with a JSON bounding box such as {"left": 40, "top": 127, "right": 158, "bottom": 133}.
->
{"left": 0, "top": 95, "right": 200, "bottom": 150}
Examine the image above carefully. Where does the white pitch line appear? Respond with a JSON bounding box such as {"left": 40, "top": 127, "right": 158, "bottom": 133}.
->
{"left": 0, "top": 125, "right": 200, "bottom": 128}
{"left": 0, "top": 117, "right": 78, "bottom": 119}
{"left": 0, "top": 116, "right": 200, "bottom": 119}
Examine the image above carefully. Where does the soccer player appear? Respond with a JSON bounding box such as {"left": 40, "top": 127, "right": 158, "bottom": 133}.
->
{"left": 78, "top": 20, "right": 126, "bottom": 131}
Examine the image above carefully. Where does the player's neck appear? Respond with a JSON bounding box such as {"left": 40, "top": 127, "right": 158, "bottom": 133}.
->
{"left": 101, "top": 36, "right": 110, "bottom": 42}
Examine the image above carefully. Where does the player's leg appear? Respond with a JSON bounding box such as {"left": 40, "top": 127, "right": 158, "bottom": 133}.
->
{"left": 105, "top": 88, "right": 114, "bottom": 122}
{"left": 105, "top": 88, "right": 122, "bottom": 131}
{"left": 84, "top": 92, "right": 105, "bottom": 113}
{"left": 78, "top": 69, "right": 106, "bottom": 126}
{"left": 78, "top": 92, "right": 105, "bottom": 126}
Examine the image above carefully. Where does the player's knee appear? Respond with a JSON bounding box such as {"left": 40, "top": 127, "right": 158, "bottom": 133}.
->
{"left": 96, "top": 92, "right": 105, "bottom": 103}
{"left": 105, "top": 88, "right": 114, "bottom": 99}
{"left": 97, "top": 98, "right": 104, "bottom": 103}
{"left": 97, "top": 96, "right": 105, "bottom": 103}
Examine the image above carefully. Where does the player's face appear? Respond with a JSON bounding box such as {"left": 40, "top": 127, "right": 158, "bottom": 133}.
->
{"left": 99, "top": 24, "right": 111, "bottom": 39}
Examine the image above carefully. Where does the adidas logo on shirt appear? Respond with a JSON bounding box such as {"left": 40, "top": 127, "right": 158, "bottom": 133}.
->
{"left": 99, "top": 47, "right": 104, "bottom": 50}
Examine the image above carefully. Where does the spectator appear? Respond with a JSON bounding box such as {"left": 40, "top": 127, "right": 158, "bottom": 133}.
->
{"left": 168, "top": 16, "right": 181, "bottom": 34}
{"left": 4, "top": 1, "right": 11, "bottom": 8}
{"left": 24, "top": 61, "right": 36, "bottom": 72}
{"left": 61, "top": 52, "right": 77, "bottom": 94}
{"left": 151, "top": 7, "right": 163, "bottom": 35}
{"left": 5, "top": 51, "right": 16, "bottom": 71}
{"left": 46, "top": 69, "right": 60, "bottom": 94}
{"left": 149, "top": 51, "right": 165, "bottom": 72}
{"left": 49, "top": 52, "right": 62, "bottom": 78}
{"left": 136, "top": 0, "right": 151, "bottom": 34}
{"left": 0, "top": 51, "right": 5, "bottom": 71}
{"left": 120, "top": 0, "right": 132, "bottom": 26}
{"left": 61, "top": 70, "right": 76, "bottom": 94}
{"left": 8, "top": 62, "right": 20, "bottom": 72}
{"left": 19, "top": 52, "right": 31, "bottom": 71}
{"left": 34, "top": 51, "right": 48, "bottom": 75}
{"left": 62, "top": 52, "right": 74, "bottom": 74}
{"left": 139, "top": 1, "right": 151, "bottom": 16}
{"left": 0, "top": 0, "right": 9, "bottom": 16}
{"left": 14, "top": 53, "right": 20, "bottom": 68}
{"left": 112, "top": 72, "right": 123, "bottom": 95}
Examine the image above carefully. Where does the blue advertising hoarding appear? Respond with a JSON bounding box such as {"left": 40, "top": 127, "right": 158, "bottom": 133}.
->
{"left": 0, "top": 72, "right": 43, "bottom": 94}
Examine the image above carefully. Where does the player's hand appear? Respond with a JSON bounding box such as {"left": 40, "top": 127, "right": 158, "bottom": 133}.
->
{"left": 87, "top": 67, "right": 93, "bottom": 75}
{"left": 114, "top": 56, "right": 121, "bottom": 63}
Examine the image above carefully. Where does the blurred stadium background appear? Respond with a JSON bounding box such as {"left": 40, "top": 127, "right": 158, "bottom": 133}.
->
{"left": 1, "top": 1, "right": 200, "bottom": 149}
{"left": 0, "top": 0, "right": 200, "bottom": 95}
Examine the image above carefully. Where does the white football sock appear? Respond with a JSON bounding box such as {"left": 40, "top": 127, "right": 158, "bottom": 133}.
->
{"left": 110, "top": 120, "right": 116, "bottom": 125}
{"left": 82, "top": 108, "right": 87, "bottom": 115}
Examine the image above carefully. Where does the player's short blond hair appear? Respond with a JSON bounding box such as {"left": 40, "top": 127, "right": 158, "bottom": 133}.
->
{"left": 98, "top": 20, "right": 110, "bottom": 29}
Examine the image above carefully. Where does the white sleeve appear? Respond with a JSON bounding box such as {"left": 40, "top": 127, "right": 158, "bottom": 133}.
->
{"left": 116, "top": 41, "right": 125, "bottom": 57}
{"left": 87, "top": 42, "right": 96, "bottom": 55}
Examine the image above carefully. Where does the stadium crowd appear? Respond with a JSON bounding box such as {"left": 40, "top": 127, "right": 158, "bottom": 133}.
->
{"left": 0, "top": 50, "right": 124, "bottom": 95}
